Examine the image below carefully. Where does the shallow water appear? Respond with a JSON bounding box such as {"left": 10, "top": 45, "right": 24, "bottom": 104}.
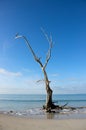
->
{"left": 0, "top": 94, "right": 86, "bottom": 119}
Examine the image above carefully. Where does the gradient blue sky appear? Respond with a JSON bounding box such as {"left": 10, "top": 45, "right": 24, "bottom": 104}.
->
{"left": 0, "top": 0, "right": 86, "bottom": 94}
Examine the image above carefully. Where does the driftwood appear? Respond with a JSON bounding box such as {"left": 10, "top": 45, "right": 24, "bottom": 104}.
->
{"left": 15, "top": 31, "right": 81, "bottom": 112}
{"left": 43, "top": 103, "right": 69, "bottom": 113}
{"left": 15, "top": 31, "right": 57, "bottom": 111}
{"left": 43, "top": 104, "right": 85, "bottom": 113}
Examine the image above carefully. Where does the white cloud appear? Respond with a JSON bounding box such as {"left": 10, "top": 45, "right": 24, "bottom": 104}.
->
{"left": 0, "top": 68, "right": 45, "bottom": 94}
{"left": 51, "top": 73, "right": 59, "bottom": 77}
{"left": 22, "top": 68, "right": 31, "bottom": 73}
{"left": 0, "top": 68, "right": 22, "bottom": 77}
{"left": 0, "top": 68, "right": 86, "bottom": 94}
{"left": 50, "top": 76, "right": 86, "bottom": 94}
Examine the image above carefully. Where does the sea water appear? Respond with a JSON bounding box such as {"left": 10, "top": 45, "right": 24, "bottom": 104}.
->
{"left": 0, "top": 94, "right": 86, "bottom": 119}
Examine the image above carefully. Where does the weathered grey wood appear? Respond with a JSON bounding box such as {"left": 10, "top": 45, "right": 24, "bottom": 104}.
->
{"left": 15, "top": 32, "right": 55, "bottom": 110}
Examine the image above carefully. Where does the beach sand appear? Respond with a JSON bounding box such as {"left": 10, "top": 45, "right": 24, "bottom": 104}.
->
{"left": 0, "top": 114, "right": 86, "bottom": 130}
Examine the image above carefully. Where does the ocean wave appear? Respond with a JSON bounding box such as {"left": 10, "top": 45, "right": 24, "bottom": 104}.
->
{"left": 1, "top": 107, "right": 86, "bottom": 119}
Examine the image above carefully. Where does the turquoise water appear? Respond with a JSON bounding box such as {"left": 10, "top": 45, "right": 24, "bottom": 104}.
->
{"left": 0, "top": 94, "right": 86, "bottom": 119}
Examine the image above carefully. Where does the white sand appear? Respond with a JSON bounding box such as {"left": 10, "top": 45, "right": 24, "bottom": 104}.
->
{"left": 0, "top": 114, "right": 86, "bottom": 130}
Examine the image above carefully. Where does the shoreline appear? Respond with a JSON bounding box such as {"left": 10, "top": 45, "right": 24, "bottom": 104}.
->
{"left": 0, "top": 106, "right": 86, "bottom": 120}
{"left": 0, "top": 113, "right": 86, "bottom": 130}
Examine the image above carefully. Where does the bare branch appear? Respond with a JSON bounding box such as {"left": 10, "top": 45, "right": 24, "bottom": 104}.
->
{"left": 41, "top": 28, "right": 53, "bottom": 69}
{"left": 36, "top": 79, "right": 51, "bottom": 83}
{"left": 15, "top": 34, "right": 43, "bottom": 68}
{"left": 41, "top": 28, "right": 50, "bottom": 44}
{"left": 36, "top": 79, "right": 45, "bottom": 83}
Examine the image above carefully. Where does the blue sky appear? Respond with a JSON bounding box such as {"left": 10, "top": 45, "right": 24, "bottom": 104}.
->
{"left": 0, "top": 0, "right": 86, "bottom": 94}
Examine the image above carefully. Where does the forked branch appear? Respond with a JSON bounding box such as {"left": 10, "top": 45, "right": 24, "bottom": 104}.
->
{"left": 41, "top": 29, "right": 53, "bottom": 70}
{"left": 15, "top": 30, "right": 53, "bottom": 71}
{"left": 15, "top": 34, "right": 43, "bottom": 68}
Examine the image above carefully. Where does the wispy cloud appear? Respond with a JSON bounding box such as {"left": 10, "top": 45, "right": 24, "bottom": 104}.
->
{"left": 0, "top": 68, "right": 44, "bottom": 94}
{"left": 52, "top": 83, "right": 86, "bottom": 94}
{"left": 22, "top": 68, "right": 31, "bottom": 73}
{"left": 50, "top": 73, "right": 59, "bottom": 77}
{"left": 0, "top": 68, "right": 86, "bottom": 94}
{"left": 0, "top": 68, "right": 22, "bottom": 77}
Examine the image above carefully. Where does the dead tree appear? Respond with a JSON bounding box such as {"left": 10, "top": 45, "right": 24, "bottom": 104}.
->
{"left": 15, "top": 31, "right": 58, "bottom": 111}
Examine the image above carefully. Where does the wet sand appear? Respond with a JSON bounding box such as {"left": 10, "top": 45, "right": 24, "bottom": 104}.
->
{"left": 0, "top": 114, "right": 86, "bottom": 130}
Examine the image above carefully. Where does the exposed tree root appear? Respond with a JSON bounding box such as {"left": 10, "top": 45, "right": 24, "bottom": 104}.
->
{"left": 42, "top": 103, "right": 80, "bottom": 113}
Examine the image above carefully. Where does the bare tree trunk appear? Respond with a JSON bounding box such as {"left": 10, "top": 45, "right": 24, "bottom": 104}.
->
{"left": 15, "top": 31, "right": 75, "bottom": 113}
{"left": 15, "top": 31, "right": 56, "bottom": 111}
{"left": 42, "top": 69, "right": 53, "bottom": 109}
